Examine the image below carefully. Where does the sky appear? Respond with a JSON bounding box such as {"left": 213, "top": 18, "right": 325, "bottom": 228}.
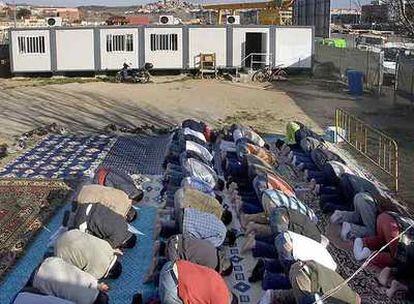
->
{"left": 8, "top": 0, "right": 371, "bottom": 9}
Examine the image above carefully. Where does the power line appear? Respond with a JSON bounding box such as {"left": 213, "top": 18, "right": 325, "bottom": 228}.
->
{"left": 313, "top": 222, "right": 414, "bottom": 303}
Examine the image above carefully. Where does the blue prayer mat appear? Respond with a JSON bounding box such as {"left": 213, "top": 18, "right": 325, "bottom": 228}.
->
{"left": 101, "top": 134, "right": 172, "bottom": 175}
{"left": 0, "top": 204, "right": 71, "bottom": 304}
{"left": 0, "top": 134, "right": 116, "bottom": 180}
{"left": 108, "top": 206, "right": 158, "bottom": 302}
{"left": 0, "top": 204, "right": 158, "bottom": 304}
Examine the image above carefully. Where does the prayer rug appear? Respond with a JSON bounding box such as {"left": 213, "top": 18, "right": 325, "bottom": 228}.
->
{"left": 225, "top": 150, "right": 401, "bottom": 303}
{"left": 131, "top": 174, "right": 166, "bottom": 209}
{"left": 224, "top": 201, "right": 263, "bottom": 304}
{"left": 0, "top": 179, "right": 70, "bottom": 282}
{"left": 312, "top": 192, "right": 401, "bottom": 303}
{"left": 101, "top": 134, "right": 172, "bottom": 176}
{"left": 0, "top": 204, "right": 72, "bottom": 304}
{"left": 218, "top": 170, "right": 263, "bottom": 303}
{"left": 0, "top": 201, "right": 158, "bottom": 304}
{"left": 0, "top": 134, "right": 116, "bottom": 180}
{"left": 108, "top": 205, "right": 158, "bottom": 302}
{"left": 291, "top": 189, "right": 400, "bottom": 303}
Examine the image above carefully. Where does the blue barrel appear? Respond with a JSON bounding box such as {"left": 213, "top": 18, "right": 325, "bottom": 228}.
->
{"left": 347, "top": 70, "right": 364, "bottom": 96}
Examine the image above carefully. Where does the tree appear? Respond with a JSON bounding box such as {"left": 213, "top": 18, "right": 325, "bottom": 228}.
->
{"left": 384, "top": 0, "right": 414, "bottom": 37}
{"left": 16, "top": 8, "right": 31, "bottom": 20}
{"left": 352, "top": 0, "right": 362, "bottom": 11}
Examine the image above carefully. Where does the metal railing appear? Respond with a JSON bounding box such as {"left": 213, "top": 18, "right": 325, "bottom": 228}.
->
{"left": 335, "top": 108, "right": 399, "bottom": 192}
{"left": 314, "top": 44, "right": 384, "bottom": 95}
{"left": 236, "top": 52, "right": 273, "bottom": 79}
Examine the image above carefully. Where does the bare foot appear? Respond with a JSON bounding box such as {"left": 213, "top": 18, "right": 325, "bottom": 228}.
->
{"left": 313, "top": 184, "right": 320, "bottom": 195}
{"left": 291, "top": 155, "right": 297, "bottom": 166}
{"left": 240, "top": 213, "right": 249, "bottom": 229}
{"left": 228, "top": 182, "right": 238, "bottom": 192}
{"left": 241, "top": 233, "right": 256, "bottom": 254}
{"left": 302, "top": 169, "right": 309, "bottom": 182}
{"left": 296, "top": 162, "right": 305, "bottom": 171}
{"left": 245, "top": 222, "right": 258, "bottom": 235}
{"left": 234, "top": 197, "right": 243, "bottom": 215}
{"left": 281, "top": 145, "right": 291, "bottom": 156}
{"left": 143, "top": 257, "right": 158, "bottom": 283}
{"left": 98, "top": 283, "right": 110, "bottom": 292}
{"left": 153, "top": 222, "right": 162, "bottom": 239}
{"left": 320, "top": 235, "right": 330, "bottom": 248}
{"left": 154, "top": 213, "right": 160, "bottom": 225}
{"left": 114, "top": 249, "right": 124, "bottom": 256}
{"left": 308, "top": 178, "right": 316, "bottom": 190}
{"left": 378, "top": 267, "right": 392, "bottom": 287}
{"left": 386, "top": 280, "right": 408, "bottom": 298}
{"left": 153, "top": 241, "right": 161, "bottom": 255}
{"left": 231, "top": 191, "right": 240, "bottom": 202}
{"left": 232, "top": 194, "right": 241, "bottom": 204}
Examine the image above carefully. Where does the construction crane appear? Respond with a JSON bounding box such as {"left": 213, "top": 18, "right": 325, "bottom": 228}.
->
{"left": 202, "top": 0, "right": 295, "bottom": 25}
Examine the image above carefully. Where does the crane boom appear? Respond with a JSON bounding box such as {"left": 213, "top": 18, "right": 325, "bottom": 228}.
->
{"left": 202, "top": 0, "right": 295, "bottom": 25}
{"left": 202, "top": 0, "right": 294, "bottom": 10}
{"left": 203, "top": 2, "right": 277, "bottom": 10}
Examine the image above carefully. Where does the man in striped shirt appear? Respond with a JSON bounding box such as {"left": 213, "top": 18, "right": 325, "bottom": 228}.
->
{"left": 182, "top": 208, "right": 228, "bottom": 248}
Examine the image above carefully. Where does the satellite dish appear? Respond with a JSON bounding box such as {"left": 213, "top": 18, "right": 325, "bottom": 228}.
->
{"left": 160, "top": 16, "right": 170, "bottom": 24}
{"left": 47, "top": 18, "right": 56, "bottom": 26}
{"left": 227, "top": 16, "right": 236, "bottom": 24}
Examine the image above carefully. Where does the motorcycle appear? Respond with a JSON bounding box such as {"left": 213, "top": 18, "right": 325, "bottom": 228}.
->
{"left": 116, "top": 62, "right": 153, "bottom": 84}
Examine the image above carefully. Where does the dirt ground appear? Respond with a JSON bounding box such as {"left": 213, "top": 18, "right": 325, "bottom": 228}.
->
{"left": 0, "top": 75, "right": 413, "bottom": 205}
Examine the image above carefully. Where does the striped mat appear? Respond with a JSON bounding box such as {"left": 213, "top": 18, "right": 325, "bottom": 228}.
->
{"left": 101, "top": 134, "right": 172, "bottom": 176}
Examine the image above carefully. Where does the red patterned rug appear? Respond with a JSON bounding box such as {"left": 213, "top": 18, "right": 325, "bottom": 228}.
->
{"left": 0, "top": 179, "right": 70, "bottom": 280}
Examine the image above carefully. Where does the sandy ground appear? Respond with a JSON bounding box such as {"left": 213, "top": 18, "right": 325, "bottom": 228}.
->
{"left": 0, "top": 75, "right": 412, "bottom": 205}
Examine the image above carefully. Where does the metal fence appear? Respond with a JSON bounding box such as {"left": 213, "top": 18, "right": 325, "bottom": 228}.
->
{"left": 396, "top": 57, "right": 414, "bottom": 102}
{"left": 335, "top": 108, "right": 399, "bottom": 192}
{"left": 315, "top": 44, "right": 384, "bottom": 93}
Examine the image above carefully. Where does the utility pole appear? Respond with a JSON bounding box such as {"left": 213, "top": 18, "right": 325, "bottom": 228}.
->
{"left": 13, "top": 0, "right": 17, "bottom": 28}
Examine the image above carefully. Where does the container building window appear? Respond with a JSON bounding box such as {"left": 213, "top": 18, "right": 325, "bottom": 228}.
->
{"left": 106, "top": 34, "right": 134, "bottom": 52}
{"left": 150, "top": 34, "right": 178, "bottom": 51}
{"left": 17, "top": 36, "right": 46, "bottom": 54}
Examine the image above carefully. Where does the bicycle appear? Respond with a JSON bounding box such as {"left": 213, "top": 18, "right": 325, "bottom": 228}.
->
{"left": 251, "top": 65, "right": 288, "bottom": 83}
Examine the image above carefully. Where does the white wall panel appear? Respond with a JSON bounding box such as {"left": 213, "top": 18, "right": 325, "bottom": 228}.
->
{"left": 11, "top": 30, "right": 51, "bottom": 72}
{"left": 275, "top": 27, "right": 313, "bottom": 68}
{"left": 100, "top": 28, "right": 139, "bottom": 70}
{"left": 232, "top": 27, "right": 270, "bottom": 67}
{"left": 10, "top": 26, "right": 314, "bottom": 73}
{"left": 56, "top": 29, "right": 94, "bottom": 71}
{"left": 188, "top": 27, "right": 226, "bottom": 68}
{"left": 144, "top": 27, "right": 182, "bottom": 69}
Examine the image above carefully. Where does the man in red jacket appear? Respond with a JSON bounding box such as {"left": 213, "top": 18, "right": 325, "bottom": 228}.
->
{"left": 158, "top": 260, "right": 237, "bottom": 304}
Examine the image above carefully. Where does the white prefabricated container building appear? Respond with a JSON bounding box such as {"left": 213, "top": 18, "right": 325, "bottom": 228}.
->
{"left": 9, "top": 25, "right": 314, "bottom": 74}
